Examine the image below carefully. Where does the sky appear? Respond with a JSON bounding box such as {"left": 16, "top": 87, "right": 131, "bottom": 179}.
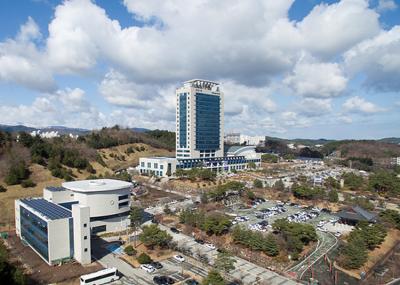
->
{"left": 0, "top": 0, "right": 399, "bottom": 140}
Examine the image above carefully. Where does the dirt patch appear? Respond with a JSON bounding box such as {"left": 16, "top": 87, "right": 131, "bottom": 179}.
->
{"left": 138, "top": 187, "right": 185, "bottom": 208}
{"left": 5, "top": 231, "right": 103, "bottom": 285}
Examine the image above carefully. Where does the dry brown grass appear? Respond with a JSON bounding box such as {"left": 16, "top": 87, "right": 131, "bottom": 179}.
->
{"left": 98, "top": 143, "right": 174, "bottom": 171}
{"left": 0, "top": 143, "right": 173, "bottom": 228}
{"left": 0, "top": 164, "right": 63, "bottom": 229}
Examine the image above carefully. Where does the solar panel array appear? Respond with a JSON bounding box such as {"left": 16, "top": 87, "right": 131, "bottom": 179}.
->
{"left": 21, "top": 198, "right": 72, "bottom": 220}
{"left": 46, "top": 186, "right": 66, "bottom": 192}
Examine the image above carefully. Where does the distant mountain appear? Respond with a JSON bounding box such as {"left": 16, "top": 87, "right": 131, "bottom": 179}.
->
{"left": 0, "top": 124, "right": 37, "bottom": 133}
{"left": 0, "top": 124, "right": 89, "bottom": 136}
{"left": 264, "top": 136, "right": 335, "bottom": 146}
{"left": 130, "top": 127, "right": 150, "bottom": 133}
{"left": 0, "top": 124, "right": 152, "bottom": 136}
{"left": 378, "top": 137, "right": 400, "bottom": 144}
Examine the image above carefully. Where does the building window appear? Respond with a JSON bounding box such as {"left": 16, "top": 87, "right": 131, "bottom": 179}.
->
{"left": 160, "top": 165, "right": 164, "bottom": 169}
{"left": 141, "top": 162, "right": 144, "bottom": 167}
{"left": 154, "top": 163, "right": 158, "bottom": 169}
{"left": 84, "top": 236, "right": 87, "bottom": 240}
{"left": 83, "top": 223, "right": 87, "bottom": 228}
{"left": 119, "top": 201, "right": 129, "bottom": 209}
{"left": 84, "top": 248, "right": 88, "bottom": 252}
{"left": 147, "top": 162, "right": 151, "bottom": 168}
{"left": 118, "top": 194, "right": 129, "bottom": 201}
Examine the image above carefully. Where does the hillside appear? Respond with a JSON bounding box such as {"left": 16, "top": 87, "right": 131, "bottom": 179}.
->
{"left": 0, "top": 127, "right": 175, "bottom": 228}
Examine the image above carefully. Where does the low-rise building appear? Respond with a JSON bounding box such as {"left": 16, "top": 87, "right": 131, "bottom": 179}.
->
{"left": 137, "top": 157, "right": 177, "bottom": 177}
{"left": 15, "top": 179, "right": 132, "bottom": 265}
{"left": 391, "top": 157, "right": 400, "bottom": 166}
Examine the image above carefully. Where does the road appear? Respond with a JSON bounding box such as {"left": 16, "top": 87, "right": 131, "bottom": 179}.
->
{"left": 286, "top": 231, "right": 338, "bottom": 280}
{"left": 91, "top": 237, "right": 208, "bottom": 285}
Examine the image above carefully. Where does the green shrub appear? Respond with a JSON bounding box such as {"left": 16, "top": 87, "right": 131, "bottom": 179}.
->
{"left": 124, "top": 245, "right": 137, "bottom": 256}
{"left": 0, "top": 185, "right": 7, "bottom": 192}
{"left": 137, "top": 253, "right": 152, "bottom": 264}
{"left": 21, "top": 179, "right": 36, "bottom": 188}
{"left": 5, "top": 161, "right": 30, "bottom": 185}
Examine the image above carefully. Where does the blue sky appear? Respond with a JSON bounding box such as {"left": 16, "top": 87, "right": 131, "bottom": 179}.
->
{"left": 0, "top": 0, "right": 399, "bottom": 139}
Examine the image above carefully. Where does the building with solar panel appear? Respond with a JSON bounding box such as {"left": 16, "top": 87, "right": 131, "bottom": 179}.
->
{"left": 14, "top": 179, "right": 132, "bottom": 265}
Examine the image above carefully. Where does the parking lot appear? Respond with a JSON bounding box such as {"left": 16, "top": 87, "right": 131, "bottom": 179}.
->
{"left": 92, "top": 237, "right": 200, "bottom": 285}
{"left": 227, "top": 200, "right": 342, "bottom": 234}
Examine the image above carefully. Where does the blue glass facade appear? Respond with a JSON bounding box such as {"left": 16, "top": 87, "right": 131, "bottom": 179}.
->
{"left": 20, "top": 206, "right": 49, "bottom": 261}
{"left": 179, "top": 93, "right": 187, "bottom": 148}
{"left": 195, "top": 93, "right": 220, "bottom": 151}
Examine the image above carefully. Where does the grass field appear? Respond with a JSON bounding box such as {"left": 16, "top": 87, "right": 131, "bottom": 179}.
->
{"left": 0, "top": 143, "right": 174, "bottom": 228}
{"left": 98, "top": 143, "right": 174, "bottom": 171}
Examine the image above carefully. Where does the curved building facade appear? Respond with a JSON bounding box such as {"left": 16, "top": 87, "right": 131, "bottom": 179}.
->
{"left": 42, "top": 179, "right": 132, "bottom": 234}
{"left": 62, "top": 179, "right": 131, "bottom": 219}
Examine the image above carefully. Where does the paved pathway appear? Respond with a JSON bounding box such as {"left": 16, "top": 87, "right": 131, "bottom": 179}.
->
{"left": 159, "top": 224, "right": 299, "bottom": 285}
{"left": 287, "top": 231, "right": 338, "bottom": 279}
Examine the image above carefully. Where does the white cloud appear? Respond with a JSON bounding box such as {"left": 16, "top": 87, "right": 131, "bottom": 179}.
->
{"left": 297, "top": 98, "right": 332, "bottom": 117}
{"left": 0, "top": 18, "right": 55, "bottom": 91}
{"left": 296, "top": 0, "right": 380, "bottom": 58}
{"left": 0, "top": 88, "right": 105, "bottom": 129}
{"left": 338, "top": 115, "right": 353, "bottom": 124}
{"left": 284, "top": 56, "right": 348, "bottom": 98}
{"left": 344, "top": 26, "right": 400, "bottom": 92}
{"left": 377, "top": 0, "right": 398, "bottom": 12}
{"left": 280, "top": 111, "right": 311, "bottom": 128}
{"left": 0, "top": 0, "right": 397, "bottom": 136}
{"left": 343, "top": 96, "right": 385, "bottom": 114}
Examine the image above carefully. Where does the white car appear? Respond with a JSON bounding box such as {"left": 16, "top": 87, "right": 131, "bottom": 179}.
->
{"left": 173, "top": 255, "right": 185, "bottom": 263}
{"left": 205, "top": 243, "right": 216, "bottom": 250}
{"left": 334, "top": 232, "right": 342, "bottom": 237}
{"left": 140, "top": 264, "right": 155, "bottom": 273}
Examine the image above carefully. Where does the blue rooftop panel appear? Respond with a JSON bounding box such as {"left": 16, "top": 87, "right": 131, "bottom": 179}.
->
{"left": 20, "top": 198, "right": 72, "bottom": 220}
{"left": 45, "top": 186, "right": 66, "bottom": 192}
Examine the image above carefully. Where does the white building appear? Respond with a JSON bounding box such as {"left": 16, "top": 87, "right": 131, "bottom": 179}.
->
{"left": 137, "top": 157, "right": 177, "bottom": 177}
{"left": 176, "top": 79, "right": 224, "bottom": 159}
{"left": 239, "top": 135, "right": 264, "bottom": 146}
{"left": 391, "top": 157, "right": 400, "bottom": 166}
{"left": 138, "top": 79, "right": 261, "bottom": 177}
{"left": 224, "top": 133, "right": 241, "bottom": 144}
{"left": 15, "top": 179, "right": 132, "bottom": 266}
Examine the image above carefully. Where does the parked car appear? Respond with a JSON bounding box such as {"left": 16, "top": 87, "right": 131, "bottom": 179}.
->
{"left": 151, "top": 261, "right": 163, "bottom": 269}
{"left": 153, "top": 275, "right": 175, "bottom": 285}
{"left": 140, "top": 264, "right": 155, "bottom": 273}
{"left": 170, "top": 227, "right": 180, "bottom": 234}
{"left": 334, "top": 232, "right": 342, "bottom": 237}
{"left": 173, "top": 255, "right": 185, "bottom": 263}
{"left": 205, "top": 243, "right": 216, "bottom": 250}
{"left": 185, "top": 279, "right": 200, "bottom": 285}
{"left": 194, "top": 239, "right": 205, "bottom": 244}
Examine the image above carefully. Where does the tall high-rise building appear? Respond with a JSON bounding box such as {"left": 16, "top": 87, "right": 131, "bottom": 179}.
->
{"left": 176, "top": 79, "right": 224, "bottom": 159}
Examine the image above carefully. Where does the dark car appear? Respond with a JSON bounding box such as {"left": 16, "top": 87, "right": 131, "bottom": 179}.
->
{"left": 170, "top": 227, "right": 180, "bottom": 234}
{"left": 194, "top": 239, "right": 205, "bottom": 244}
{"left": 185, "top": 279, "right": 200, "bottom": 285}
{"left": 153, "top": 275, "right": 175, "bottom": 285}
{"left": 151, "top": 261, "right": 163, "bottom": 269}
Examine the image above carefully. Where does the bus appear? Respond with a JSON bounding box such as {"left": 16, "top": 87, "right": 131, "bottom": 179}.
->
{"left": 80, "top": 267, "right": 119, "bottom": 285}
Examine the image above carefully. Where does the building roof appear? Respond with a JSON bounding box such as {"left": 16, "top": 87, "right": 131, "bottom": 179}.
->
{"left": 336, "top": 206, "right": 377, "bottom": 222}
{"left": 226, "top": 145, "right": 256, "bottom": 155}
{"left": 45, "top": 186, "right": 66, "bottom": 192}
{"left": 20, "top": 198, "right": 72, "bottom": 220}
{"left": 62, "top": 179, "right": 132, "bottom": 193}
